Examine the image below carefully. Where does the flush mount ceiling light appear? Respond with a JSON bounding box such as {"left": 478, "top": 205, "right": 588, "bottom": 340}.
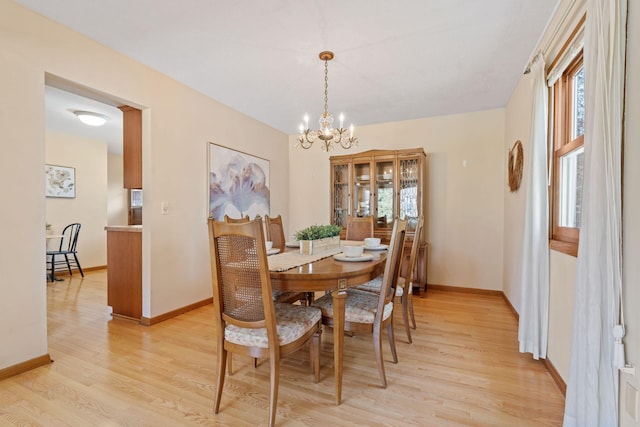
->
{"left": 297, "top": 51, "right": 358, "bottom": 152}
{"left": 74, "top": 110, "right": 109, "bottom": 126}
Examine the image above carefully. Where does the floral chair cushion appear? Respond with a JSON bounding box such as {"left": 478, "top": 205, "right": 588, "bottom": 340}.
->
{"left": 311, "top": 289, "right": 393, "bottom": 324}
{"left": 354, "top": 275, "right": 404, "bottom": 297}
{"left": 225, "top": 303, "right": 321, "bottom": 348}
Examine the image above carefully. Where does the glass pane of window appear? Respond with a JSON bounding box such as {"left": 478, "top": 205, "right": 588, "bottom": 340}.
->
{"left": 558, "top": 146, "right": 584, "bottom": 228}
{"left": 572, "top": 66, "right": 585, "bottom": 139}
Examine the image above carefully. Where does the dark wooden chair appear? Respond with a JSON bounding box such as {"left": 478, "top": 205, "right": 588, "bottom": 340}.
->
{"left": 208, "top": 218, "right": 321, "bottom": 427}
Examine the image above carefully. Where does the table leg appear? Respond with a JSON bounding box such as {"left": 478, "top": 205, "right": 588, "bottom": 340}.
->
{"left": 331, "top": 289, "right": 347, "bottom": 405}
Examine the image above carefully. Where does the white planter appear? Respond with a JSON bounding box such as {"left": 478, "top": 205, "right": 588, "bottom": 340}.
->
{"left": 299, "top": 236, "right": 340, "bottom": 255}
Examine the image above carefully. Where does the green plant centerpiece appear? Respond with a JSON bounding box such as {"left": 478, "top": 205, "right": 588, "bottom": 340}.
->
{"left": 294, "top": 224, "right": 342, "bottom": 255}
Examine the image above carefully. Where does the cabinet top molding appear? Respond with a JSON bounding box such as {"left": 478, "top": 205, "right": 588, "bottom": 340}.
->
{"left": 329, "top": 148, "right": 427, "bottom": 161}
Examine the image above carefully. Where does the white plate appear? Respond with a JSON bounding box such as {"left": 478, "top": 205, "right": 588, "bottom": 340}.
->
{"left": 333, "top": 254, "right": 374, "bottom": 262}
{"left": 247, "top": 248, "right": 281, "bottom": 255}
{"left": 285, "top": 241, "right": 300, "bottom": 248}
{"left": 363, "top": 244, "right": 388, "bottom": 251}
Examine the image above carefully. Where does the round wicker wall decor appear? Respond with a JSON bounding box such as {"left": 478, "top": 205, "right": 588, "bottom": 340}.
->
{"left": 508, "top": 140, "right": 523, "bottom": 192}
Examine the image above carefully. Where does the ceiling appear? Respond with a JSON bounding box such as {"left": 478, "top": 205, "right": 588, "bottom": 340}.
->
{"left": 45, "top": 86, "right": 124, "bottom": 154}
{"left": 24, "top": 0, "right": 559, "bottom": 146}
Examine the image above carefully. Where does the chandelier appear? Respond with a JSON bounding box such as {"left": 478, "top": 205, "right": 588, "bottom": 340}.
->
{"left": 297, "top": 51, "right": 358, "bottom": 151}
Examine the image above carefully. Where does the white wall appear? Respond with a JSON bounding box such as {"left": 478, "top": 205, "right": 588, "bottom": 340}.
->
{"left": 45, "top": 131, "right": 108, "bottom": 268}
{"left": 0, "top": 0, "right": 288, "bottom": 370}
{"left": 620, "top": 1, "right": 640, "bottom": 425}
{"left": 289, "top": 109, "right": 505, "bottom": 291}
{"left": 107, "top": 153, "right": 128, "bottom": 226}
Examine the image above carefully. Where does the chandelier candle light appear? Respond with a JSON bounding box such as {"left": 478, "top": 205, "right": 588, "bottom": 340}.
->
{"left": 297, "top": 51, "right": 358, "bottom": 151}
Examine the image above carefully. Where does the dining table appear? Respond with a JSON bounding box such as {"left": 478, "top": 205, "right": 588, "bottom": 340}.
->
{"left": 268, "top": 242, "right": 387, "bottom": 405}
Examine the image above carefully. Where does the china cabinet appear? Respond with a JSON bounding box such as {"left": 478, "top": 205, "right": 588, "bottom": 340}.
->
{"left": 330, "top": 148, "right": 429, "bottom": 293}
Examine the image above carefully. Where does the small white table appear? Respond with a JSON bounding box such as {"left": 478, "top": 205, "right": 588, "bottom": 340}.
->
{"left": 46, "top": 234, "right": 64, "bottom": 281}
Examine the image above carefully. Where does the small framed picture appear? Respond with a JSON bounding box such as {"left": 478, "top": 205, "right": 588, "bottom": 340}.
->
{"left": 45, "top": 164, "right": 76, "bottom": 198}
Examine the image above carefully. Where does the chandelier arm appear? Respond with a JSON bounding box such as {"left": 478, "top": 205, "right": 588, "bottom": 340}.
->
{"left": 304, "top": 129, "right": 316, "bottom": 144}
{"left": 297, "top": 135, "right": 312, "bottom": 149}
{"left": 338, "top": 131, "right": 358, "bottom": 149}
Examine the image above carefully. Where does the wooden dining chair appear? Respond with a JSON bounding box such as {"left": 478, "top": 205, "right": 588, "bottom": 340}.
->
{"left": 264, "top": 214, "right": 286, "bottom": 252}
{"left": 265, "top": 214, "right": 313, "bottom": 306}
{"left": 312, "top": 217, "right": 407, "bottom": 388}
{"left": 223, "top": 214, "right": 249, "bottom": 223}
{"left": 208, "top": 218, "right": 321, "bottom": 427}
{"left": 356, "top": 216, "right": 424, "bottom": 343}
{"left": 345, "top": 215, "right": 374, "bottom": 241}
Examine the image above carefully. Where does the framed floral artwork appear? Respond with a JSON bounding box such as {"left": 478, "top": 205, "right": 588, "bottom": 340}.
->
{"left": 208, "top": 143, "right": 270, "bottom": 220}
{"left": 45, "top": 164, "right": 76, "bottom": 198}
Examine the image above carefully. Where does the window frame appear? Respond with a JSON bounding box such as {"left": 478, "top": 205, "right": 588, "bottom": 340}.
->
{"left": 549, "top": 50, "right": 584, "bottom": 257}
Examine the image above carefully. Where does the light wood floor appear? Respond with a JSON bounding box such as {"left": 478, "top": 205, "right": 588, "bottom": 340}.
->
{"left": 0, "top": 270, "right": 565, "bottom": 426}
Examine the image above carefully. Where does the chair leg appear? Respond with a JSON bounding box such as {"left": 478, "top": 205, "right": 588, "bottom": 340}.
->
{"left": 387, "top": 317, "right": 398, "bottom": 364}
{"left": 268, "top": 354, "right": 280, "bottom": 427}
{"left": 306, "top": 292, "right": 315, "bottom": 306}
{"left": 408, "top": 295, "right": 417, "bottom": 329}
{"left": 73, "top": 253, "right": 84, "bottom": 277}
{"left": 227, "top": 353, "right": 233, "bottom": 375}
{"left": 64, "top": 254, "right": 72, "bottom": 275}
{"left": 401, "top": 294, "right": 412, "bottom": 344}
{"left": 373, "top": 323, "right": 387, "bottom": 388}
{"left": 310, "top": 328, "right": 321, "bottom": 383}
{"left": 214, "top": 347, "right": 227, "bottom": 414}
{"left": 49, "top": 254, "right": 56, "bottom": 282}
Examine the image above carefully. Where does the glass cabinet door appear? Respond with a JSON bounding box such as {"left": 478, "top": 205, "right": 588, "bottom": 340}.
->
{"left": 353, "top": 161, "right": 371, "bottom": 218}
{"left": 375, "top": 159, "right": 395, "bottom": 229}
{"left": 399, "top": 157, "right": 420, "bottom": 220}
{"left": 331, "top": 163, "right": 350, "bottom": 227}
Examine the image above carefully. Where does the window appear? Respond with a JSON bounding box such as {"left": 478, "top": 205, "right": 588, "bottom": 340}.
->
{"left": 550, "top": 51, "right": 584, "bottom": 256}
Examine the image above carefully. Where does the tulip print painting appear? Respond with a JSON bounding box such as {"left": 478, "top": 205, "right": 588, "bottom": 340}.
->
{"left": 208, "top": 143, "right": 270, "bottom": 220}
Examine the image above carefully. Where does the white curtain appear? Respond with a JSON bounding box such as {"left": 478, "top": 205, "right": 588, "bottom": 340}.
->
{"left": 518, "top": 53, "right": 549, "bottom": 360}
{"left": 563, "top": 0, "right": 627, "bottom": 425}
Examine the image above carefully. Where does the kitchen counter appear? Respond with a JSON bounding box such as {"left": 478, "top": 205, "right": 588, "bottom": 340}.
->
{"left": 104, "top": 225, "right": 142, "bottom": 233}
{"left": 105, "top": 225, "right": 142, "bottom": 321}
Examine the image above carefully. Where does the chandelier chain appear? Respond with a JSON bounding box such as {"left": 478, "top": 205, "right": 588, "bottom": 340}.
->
{"left": 324, "top": 59, "right": 329, "bottom": 114}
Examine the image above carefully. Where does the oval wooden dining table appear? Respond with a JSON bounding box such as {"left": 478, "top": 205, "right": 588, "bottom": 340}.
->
{"left": 269, "top": 248, "right": 387, "bottom": 405}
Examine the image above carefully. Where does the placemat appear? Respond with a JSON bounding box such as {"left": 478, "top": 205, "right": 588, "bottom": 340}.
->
{"left": 268, "top": 247, "right": 344, "bottom": 272}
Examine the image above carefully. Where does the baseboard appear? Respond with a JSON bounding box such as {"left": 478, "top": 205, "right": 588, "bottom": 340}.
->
{"left": 433, "top": 285, "right": 566, "bottom": 396}
{"left": 501, "top": 293, "right": 519, "bottom": 320}
{"left": 500, "top": 291, "right": 566, "bottom": 396}
{"left": 0, "top": 354, "right": 52, "bottom": 380}
{"left": 542, "top": 357, "right": 567, "bottom": 395}
{"left": 427, "top": 283, "right": 503, "bottom": 297}
{"left": 51, "top": 265, "right": 106, "bottom": 277}
{"left": 139, "top": 297, "right": 213, "bottom": 326}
